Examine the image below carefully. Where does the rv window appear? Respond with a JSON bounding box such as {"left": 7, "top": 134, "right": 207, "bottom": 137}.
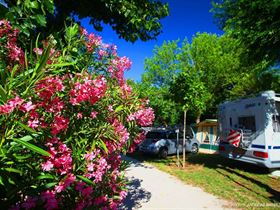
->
{"left": 274, "top": 102, "right": 280, "bottom": 132}
{"left": 272, "top": 115, "right": 280, "bottom": 132}
{"left": 238, "top": 116, "right": 256, "bottom": 132}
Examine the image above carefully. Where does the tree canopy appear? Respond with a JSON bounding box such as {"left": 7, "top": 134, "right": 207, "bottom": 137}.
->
{"left": 2, "top": 0, "right": 169, "bottom": 43}
{"left": 212, "top": 0, "right": 280, "bottom": 63}
{"left": 141, "top": 32, "right": 271, "bottom": 123}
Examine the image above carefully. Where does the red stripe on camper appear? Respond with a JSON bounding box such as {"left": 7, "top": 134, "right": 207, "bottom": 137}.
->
{"left": 226, "top": 129, "right": 241, "bottom": 147}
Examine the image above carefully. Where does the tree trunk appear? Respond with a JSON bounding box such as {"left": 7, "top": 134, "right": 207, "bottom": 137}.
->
{"left": 183, "top": 110, "right": 186, "bottom": 168}
{"left": 195, "top": 114, "right": 201, "bottom": 124}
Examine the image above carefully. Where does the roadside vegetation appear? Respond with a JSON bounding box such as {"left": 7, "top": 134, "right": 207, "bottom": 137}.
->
{"left": 128, "top": 152, "right": 280, "bottom": 210}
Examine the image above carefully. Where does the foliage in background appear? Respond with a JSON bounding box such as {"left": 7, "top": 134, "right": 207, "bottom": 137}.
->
{"left": 142, "top": 33, "right": 267, "bottom": 123}
{"left": 212, "top": 0, "right": 280, "bottom": 64}
{"left": 2, "top": 0, "right": 169, "bottom": 43}
{"left": 129, "top": 80, "right": 180, "bottom": 126}
{"left": 0, "top": 6, "right": 154, "bottom": 210}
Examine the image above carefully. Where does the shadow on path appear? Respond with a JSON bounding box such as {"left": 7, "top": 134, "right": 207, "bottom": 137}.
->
{"left": 119, "top": 176, "right": 152, "bottom": 210}
{"left": 122, "top": 155, "right": 153, "bottom": 169}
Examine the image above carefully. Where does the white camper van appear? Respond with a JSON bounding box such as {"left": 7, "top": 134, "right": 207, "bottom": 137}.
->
{"left": 218, "top": 91, "right": 280, "bottom": 168}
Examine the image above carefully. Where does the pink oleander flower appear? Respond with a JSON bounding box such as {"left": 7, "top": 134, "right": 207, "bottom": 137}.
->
{"left": 41, "top": 160, "right": 54, "bottom": 171}
{"left": 134, "top": 131, "right": 146, "bottom": 144}
{"left": 35, "top": 76, "right": 64, "bottom": 100}
{"left": 77, "top": 112, "right": 83, "bottom": 119}
{"left": 43, "top": 139, "right": 72, "bottom": 175}
{"left": 110, "top": 56, "right": 132, "bottom": 85}
{"left": 81, "top": 186, "right": 93, "bottom": 197}
{"left": 87, "top": 33, "right": 102, "bottom": 52}
{"left": 127, "top": 107, "right": 155, "bottom": 126}
{"left": 120, "top": 83, "right": 132, "bottom": 99}
{"left": 20, "top": 101, "right": 36, "bottom": 112}
{"left": 50, "top": 115, "right": 69, "bottom": 135}
{"left": 84, "top": 151, "right": 96, "bottom": 161}
{"left": 8, "top": 96, "right": 24, "bottom": 108}
{"left": 45, "top": 97, "right": 64, "bottom": 113}
{"left": 112, "top": 118, "right": 129, "bottom": 146}
{"left": 33, "top": 48, "right": 43, "bottom": 55}
{"left": 41, "top": 190, "right": 58, "bottom": 210}
{"left": 55, "top": 173, "right": 76, "bottom": 193}
{"left": 69, "top": 76, "right": 107, "bottom": 105}
{"left": 79, "top": 26, "right": 88, "bottom": 36}
{"left": 98, "top": 49, "right": 108, "bottom": 59}
{"left": 108, "top": 105, "right": 113, "bottom": 112}
{"left": 119, "top": 190, "right": 128, "bottom": 201}
{"left": 87, "top": 162, "right": 95, "bottom": 172}
{"left": 0, "top": 104, "right": 14, "bottom": 114}
{"left": 28, "top": 119, "right": 39, "bottom": 129}
{"left": 90, "top": 111, "right": 98, "bottom": 119}
{"left": 7, "top": 42, "right": 25, "bottom": 65}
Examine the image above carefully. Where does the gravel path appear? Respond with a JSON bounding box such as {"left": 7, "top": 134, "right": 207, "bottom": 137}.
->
{"left": 119, "top": 156, "right": 232, "bottom": 210}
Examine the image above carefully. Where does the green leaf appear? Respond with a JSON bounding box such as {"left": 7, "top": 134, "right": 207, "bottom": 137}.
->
{"left": 35, "top": 14, "right": 46, "bottom": 26}
{"left": 98, "top": 140, "right": 108, "bottom": 154}
{"left": 16, "top": 121, "right": 38, "bottom": 134}
{"left": 0, "top": 84, "right": 7, "bottom": 101}
{"left": 13, "top": 154, "right": 32, "bottom": 160}
{"left": 115, "top": 105, "right": 123, "bottom": 112}
{"left": 44, "top": 182, "right": 57, "bottom": 188}
{"left": 76, "top": 175, "right": 95, "bottom": 185}
{"left": 48, "top": 61, "right": 76, "bottom": 68}
{"left": 29, "top": 1, "right": 39, "bottom": 9}
{"left": 12, "top": 138, "right": 50, "bottom": 156}
{"left": 1, "top": 167, "right": 23, "bottom": 175}
{"left": 36, "top": 174, "right": 55, "bottom": 180}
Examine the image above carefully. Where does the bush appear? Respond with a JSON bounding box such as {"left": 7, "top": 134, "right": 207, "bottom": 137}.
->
{"left": 0, "top": 20, "right": 154, "bottom": 209}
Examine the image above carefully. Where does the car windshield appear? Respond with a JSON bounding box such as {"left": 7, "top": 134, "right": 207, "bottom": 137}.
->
{"left": 146, "top": 131, "right": 167, "bottom": 139}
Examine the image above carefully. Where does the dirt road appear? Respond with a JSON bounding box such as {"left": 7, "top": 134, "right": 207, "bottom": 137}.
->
{"left": 120, "top": 156, "right": 232, "bottom": 210}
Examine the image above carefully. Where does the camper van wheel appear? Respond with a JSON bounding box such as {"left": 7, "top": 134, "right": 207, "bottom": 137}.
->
{"left": 159, "top": 147, "right": 168, "bottom": 159}
{"left": 191, "top": 144, "right": 199, "bottom": 154}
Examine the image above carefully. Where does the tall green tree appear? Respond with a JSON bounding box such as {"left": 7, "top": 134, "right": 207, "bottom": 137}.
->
{"left": 212, "top": 0, "right": 280, "bottom": 63}
{"left": 2, "top": 0, "right": 169, "bottom": 43}
{"left": 143, "top": 40, "right": 181, "bottom": 87}
{"left": 188, "top": 33, "right": 255, "bottom": 110}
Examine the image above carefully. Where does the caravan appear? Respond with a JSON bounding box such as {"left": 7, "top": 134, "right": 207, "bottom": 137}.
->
{"left": 218, "top": 91, "right": 280, "bottom": 168}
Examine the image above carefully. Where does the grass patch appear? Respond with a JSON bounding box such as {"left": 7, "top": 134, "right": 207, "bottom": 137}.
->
{"left": 127, "top": 152, "right": 280, "bottom": 210}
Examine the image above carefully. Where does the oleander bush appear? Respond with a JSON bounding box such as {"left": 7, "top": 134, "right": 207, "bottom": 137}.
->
{"left": 0, "top": 19, "right": 154, "bottom": 209}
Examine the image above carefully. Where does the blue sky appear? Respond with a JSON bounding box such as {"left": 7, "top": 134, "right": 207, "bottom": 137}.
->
{"left": 82, "top": 0, "right": 223, "bottom": 82}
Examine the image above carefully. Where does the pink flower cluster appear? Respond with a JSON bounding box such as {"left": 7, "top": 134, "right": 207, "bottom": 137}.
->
{"left": 127, "top": 107, "right": 155, "bottom": 126}
{"left": 35, "top": 76, "right": 64, "bottom": 101}
{"left": 0, "top": 20, "right": 24, "bottom": 66}
{"left": 109, "top": 56, "right": 132, "bottom": 86}
{"left": 0, "top": 96, "right": 35, "bottom": 115}
{"left": 84, "top": 151, "right": 110, "bottom": 183}
{"left": 120, "top": 82, "right": 132, "bottom": 99}
{"left": 69, "top": 76, "right": 107, "bottom": 105}
{"left": 75, "top": 181, "right": 95, "bottom": 210}
{"left": 50, "top": 115, "right": 69, "bottom": 135}
{"left": 41, "top": 190, "right": 58, "bottom": 210}
{"left": 42, "top": 138, "right": 72, "bottom": 175}
{"left": 128, "top": 131, "right": 146, "bottom": 153}
{"left": 54, "top": 173, "right": 76, "bottom": 193}
{"left": 86, "top": 33, "right": 102, "bottom": 53}
{"left": 112, "top": 118, "right": 129, "bottom": 146}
